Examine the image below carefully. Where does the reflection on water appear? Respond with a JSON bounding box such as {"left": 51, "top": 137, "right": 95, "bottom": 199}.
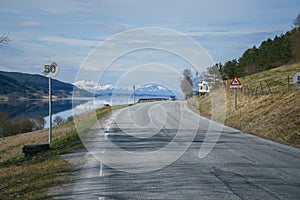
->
{"left": 0, "top": 96, "right": 135, "bottom": 128}
{"left": 44, "top": 99, "right": 104, "bottom": 128}
{"left": 0, "top": 95, "right": 168, "bottom": 128}
{"left": 0, "top": 99, "right": 74, "bottom": 119}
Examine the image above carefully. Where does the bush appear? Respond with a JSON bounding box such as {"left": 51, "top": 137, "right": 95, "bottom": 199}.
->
{"left": 0, "top": 112, "right": 12, "bottom": 137}
{"left": 11, "top": 116, "right": 34, "bottom": 135}
{"left": 0, "top": 112, "right": 37, "bottom": 137}
{"left": 53, "top": 116, "right": 65, "bottom": 126}
{"left": 32, "top": 116, "right": 46, "bottom": 130}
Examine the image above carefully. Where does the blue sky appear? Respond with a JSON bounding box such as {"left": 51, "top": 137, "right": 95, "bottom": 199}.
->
{"left": 0, "top": 0, "right": 299, "bottom": 92}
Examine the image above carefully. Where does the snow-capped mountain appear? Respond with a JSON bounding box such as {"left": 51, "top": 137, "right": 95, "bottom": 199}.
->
{"left": 134, "top": 83, "right": 175, "bottom": 96}
{"left": 74, "top": 80, "right": 113, "bottom": 91}
{"left": 74, "top": 81, "right": 176, "bottom": 97}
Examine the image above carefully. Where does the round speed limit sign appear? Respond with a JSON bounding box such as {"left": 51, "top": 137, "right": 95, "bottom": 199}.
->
{"left": 293, "top": 72, "right": 300, "bottom": 88}
{"left": 41, "top": 61, "right": 59, "bottom": 78}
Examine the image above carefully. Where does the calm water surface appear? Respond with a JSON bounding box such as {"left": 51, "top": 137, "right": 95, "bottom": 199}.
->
{"left": 0, "top": 95, "right": 167, "bottom": 128}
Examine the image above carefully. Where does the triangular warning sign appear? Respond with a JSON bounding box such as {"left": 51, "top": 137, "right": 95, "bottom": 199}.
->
{"left": 233, "top": 79, "right": 239, "bottom": 84}
{"left": 230, "top": 77, "right": 242, "bottom": 88}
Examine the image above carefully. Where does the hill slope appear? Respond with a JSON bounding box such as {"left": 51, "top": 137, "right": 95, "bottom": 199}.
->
{"left": 189, "top": 62, "right": 300, "bottom": 147}
{"left": 0, "top": 71, "right": 91, "bottom": 99}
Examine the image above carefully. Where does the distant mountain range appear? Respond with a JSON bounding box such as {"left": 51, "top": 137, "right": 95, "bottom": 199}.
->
{"left": 133, "top": 83, "right": 176, "bottom": 97}
{"left": 0, "top": 71, "right": 91, "bottom": 99}
{"left": 74, "top": 80, "right": 177, "bottom": 97}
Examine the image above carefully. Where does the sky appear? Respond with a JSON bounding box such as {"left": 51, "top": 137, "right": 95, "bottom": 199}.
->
{"left": 0, "top": 0, "right": 299, "bottom": 93}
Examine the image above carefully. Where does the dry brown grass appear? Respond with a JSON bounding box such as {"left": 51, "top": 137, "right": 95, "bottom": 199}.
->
{"left": 189, "top": 62, "right": 300, "bottom": 147}
{"left": 0, "top": 123, "right": 76, "bottom": 199}
{"left": 0, "top": 123, "right": 75, "bottom": 163}
{"left": 0, "top": 105, "right": 120, "bottom": 199}
{"left": 0, "top": 104, "right": 122, "bottom": 163}
{"left": 0, "top": 154, "right": 70, "bottom": 200}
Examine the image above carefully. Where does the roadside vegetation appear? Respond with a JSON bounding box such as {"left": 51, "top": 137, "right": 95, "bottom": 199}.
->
{"left": 180, "top": 23, "right": 300, "bottom": 100}
{"left": 0, "top": 113, "right": 48, "bottom": 138}
{"left": 187, "top": 18, "right": 300, "bottom": 147}
{"left": 0, "top": 111, "right": 76, "bottom": 138}
{"left": 215, "top": 27, "right": 300, "bottom": 80}
{"left": 189, "top": 62, "right": 300, "bottom": 147}
{"left": 0, "top": 105, "right": 124, "bottom": 199}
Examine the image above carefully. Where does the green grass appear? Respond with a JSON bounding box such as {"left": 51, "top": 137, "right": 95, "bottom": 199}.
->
{"left": 0, "top": 154, "right": 24, "bottom": 166}
{"left": 0, "top": 95, "right": 8, "bottom": 101}
{"left": 50, "top": 129, "right": 83, "bottom": 154}
{"left": 0, "top": 104, "right": 129, "bottom": 199}
{"left": 0, "top": 149, "right": 7, "bottom": 154}
{"left": 239, "top": 62, "right": 299, "bottom": 92}
{"left": 0, "top": 154, "right": 70, "bottom": 200}
{"left": 189, "top": 62, "right": 300, "bottom": 147}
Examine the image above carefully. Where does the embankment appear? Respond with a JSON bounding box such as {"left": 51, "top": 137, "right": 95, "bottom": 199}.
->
{"left": 189, "top": 62, "right": 300, "bottom": 147}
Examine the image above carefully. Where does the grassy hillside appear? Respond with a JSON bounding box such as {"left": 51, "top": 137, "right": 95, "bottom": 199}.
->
{"left": 189, "top": 62, "right": 300, "bottom": 147}
{"left": 0, "top": 105, "right": 125, "bottom": 199}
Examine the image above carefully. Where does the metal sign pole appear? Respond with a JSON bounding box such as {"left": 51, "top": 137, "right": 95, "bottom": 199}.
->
{"left": 230, "top": 76, "right": 241, "bottom": 111}
{"left": 133, "top": 85, "right": 136, "bottom": 104}
{"left": 49, "top": 77, "right": 52, "bottom": 144}
{"left": 41, "top": 61, "right": 58, "bottom": 144}
{"left": 234, "top": 88, "right": 237, "bottom": 111}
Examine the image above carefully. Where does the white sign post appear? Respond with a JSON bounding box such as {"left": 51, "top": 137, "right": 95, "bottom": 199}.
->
{"left": 41, "top": 61, "right": 59, "bottom": 144}
{"left": 230, "top": 77, "right": 242, "bottom": 111}
{"left": 133, "top": 85, "right": 136, "bottom": 104}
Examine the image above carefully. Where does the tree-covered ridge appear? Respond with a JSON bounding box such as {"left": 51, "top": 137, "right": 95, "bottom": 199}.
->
{"left": 216, "top": 27, "right": 300, "bottom": 79}
{"left": 0, "top": 71, "right": 91, "bottom": 99}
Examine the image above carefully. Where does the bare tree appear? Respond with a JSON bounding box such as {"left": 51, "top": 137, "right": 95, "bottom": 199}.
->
{"left": 54, "top": 116, "right": 64, "bottom": 126}
{"left": 67, "top": 115, "right": 74, "bottom": 122}
{"left": 180, "top": 69, "right": 193, "bottom": 99}
{"left": 0, "top": 33, "right": 11, "bottom": 45}
{"left": 0, "top": 112, "right": 11, "bottom": 137}
{"left": 32, "top": 116, "right": 46, "bottom": 130}
{"left": 293, "top": 13, "right": 300, "bottom": 28}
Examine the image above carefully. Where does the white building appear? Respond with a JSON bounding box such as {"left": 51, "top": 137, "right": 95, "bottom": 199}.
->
{"left": 198, "top": 81, "right": 210, "bottom": 95}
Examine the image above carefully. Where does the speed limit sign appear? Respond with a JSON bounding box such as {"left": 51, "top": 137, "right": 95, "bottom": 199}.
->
{"left": 293, "top": 72, "right": 300, "bottom": 88}
{"left": 41, "top": 61, "right": 59, "bottom": 78}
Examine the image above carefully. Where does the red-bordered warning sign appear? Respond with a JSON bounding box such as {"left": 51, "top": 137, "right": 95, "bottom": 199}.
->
{"left": 230, "top": 76, "right": 242, "bottom": 88}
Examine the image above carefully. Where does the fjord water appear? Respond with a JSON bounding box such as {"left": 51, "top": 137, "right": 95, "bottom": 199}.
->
{"left": 0, "top": 96, "right": 128, "bottom": 128}
{"left": 0, "top": 95, "right": 171, "bottom": 128}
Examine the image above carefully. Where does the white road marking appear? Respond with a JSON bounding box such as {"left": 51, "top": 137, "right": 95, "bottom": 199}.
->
{"left": 99, "top": 163, "right": 103, "bottom": 177}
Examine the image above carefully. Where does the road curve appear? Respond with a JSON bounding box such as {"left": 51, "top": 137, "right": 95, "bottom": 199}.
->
{"left": 51, "top": 101, "right": 300, "bottom": 200}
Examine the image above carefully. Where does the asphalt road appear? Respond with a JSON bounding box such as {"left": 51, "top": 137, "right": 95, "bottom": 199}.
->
{"left": 51, "top": 101, "right": 300, "bottom": 200}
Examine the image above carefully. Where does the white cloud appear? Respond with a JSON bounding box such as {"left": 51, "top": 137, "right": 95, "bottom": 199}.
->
{"left": 20, "top": 20, "right": 40, "bottom": 27}
{"left": 77, "top": 28, "right": 214, "bottom": 75}
{"left": 0, "top": 0, "right": 106, "bottom": 14}
{"left": 1, "top": 0, "right": 298, "bottom": 86}
{"left": 0, "top": 66, "right": 10, "bottom": 71}
{"left": 187, "top": 25, "right": 291, "bottom": 37}
{"left": 39, "top": 36, "right": 98, "bottom": 47}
